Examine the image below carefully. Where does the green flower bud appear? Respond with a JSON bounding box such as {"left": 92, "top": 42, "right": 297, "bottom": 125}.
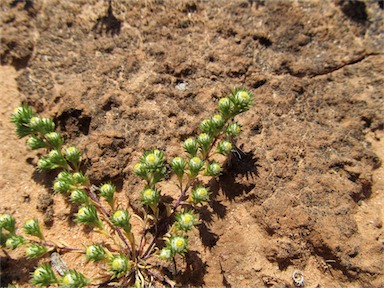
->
{"left": 199, "top": 119, "right": 212, "bottom": 134}
{"left": 142, "top": 150, "right": 164, "bottom": 168}
{"left": 175, "top": 211, "right": 199, "bottom": 232}
{"left": 169, "top": 235, "right": 188, "bottom": 255}
{"left": 31, "top": 264, "right": 58, "bottom": 287}
{"left": 218, "top": 97, "right": 232, "bottom": 119}
{"left": 85, "top": 244, "right": 107, "bottom": 262}
{"left": 109, "top": 254, "right": 130, "bottom": 279}
{"left": 191, "top": 186, "right": 210, "bottom": 204}
{"left": 26, "top": 244, "right": 47, "bottom": 259}
{"left": 141, "top": 188, "right": 160, "bottom": 206}
{"left": 53, "top": 179, "right": 72, "bottom": 194}
{"left": 226, "top": 122, "right": 241, "bottom": 136}
{"left": 47, "top": 149, "right": 67, "bottom": 167}
{"left": 29, "top": 117, "right": 55, "bottom": 135}
{"left": 57, "top": 171, "right": 73, "bottom": 182}
{"left": 216, "top": 140, "right": 233, "bottom": 155}
{"left": 205, "top": 162, "right": 222, "bottom": 176}
{"left": 183, "top": 138, "right": 198, "bottom": 156}
{"left": 110, "top": 210, "right": 131, "bottom": 234}
{"left": 53, "top": 171, "right": 75, "bottom": 193}
{"left": 133, "top": 162, "right": 148, "bottom": 179}
{"left": 197, "top": 133, "right": 212, "bottom": 149}
{"left": 11, "top": 105, "right": 35, "bottom": 138}
{"left": 45, "top": 132, "right": 64, "bottom": 150}
{"left": 64, "top": 146, "right": 81, "bottom": 168}
{"left": 229, "top": 88, "right": 253, "bottom": 114}
{"left": 0, "top": 214, "right": 16, "bottom": 234}
{"left": 70, "top": 189, "right": 89, "bottom": 204}
{"left": 61, "top": 270, "right": 90, "bottom": 288}
{"left": 23, "top": 219, "right": 44, "bottom": 240}
{"left": 76, "top": 205, "right": 103, "bottom": 229}
{"left": 211, "top": 114, "right": 225, "bottom": 130}
{"left": 159, "top": 247, "right": 172, "bottom": 261}
{"left": 26, "top": 135, "right": 47, "bottom": 150}
{"left": 171, "top": 156, "right": 187, "bottom": 179}
{"left": 6, "top": 235, "right": 26, "bottom": 249}
{"left": 38, "top": 150, "right": 67, "bottom": 171}
{"left": 188, "top": 156, "right": 204, "bottom": 178}
{"left": 99, "top": 183, "right": 115, "bottom": 206}
{"left": 37, "top": 156, "right": 57, "bottom": 171}
{"left": 235, "top": 90, "right": 251, "bottom": 103}
{"left": 72, "top": 172, "right": 87, "bottom": 186}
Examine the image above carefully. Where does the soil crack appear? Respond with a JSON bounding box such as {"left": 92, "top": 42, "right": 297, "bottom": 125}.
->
{"left": 308, "top": 52, "right": 384, "bottom": 78}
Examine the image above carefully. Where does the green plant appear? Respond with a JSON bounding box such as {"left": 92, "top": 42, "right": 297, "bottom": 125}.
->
{"left": 1, "top": 88, "right": 253, "bottom": 287}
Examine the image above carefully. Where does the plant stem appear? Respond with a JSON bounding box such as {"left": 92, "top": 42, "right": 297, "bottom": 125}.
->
{"left": 83, "top": 186, "right": 133, "bottom": 255}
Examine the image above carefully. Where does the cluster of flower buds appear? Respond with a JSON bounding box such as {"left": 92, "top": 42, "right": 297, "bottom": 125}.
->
{"left": 134, "top": 150, "right": 167, "bottom": 187}
{"left": 53, "top": 171, "right": 88, "bottom": 194}
{"left": 30, "top": 261, "right": 91, "bottom": 288}
{"left": 0, "top": 214, "right": 25, "bottom": 249}
{"left": 11, "top": 105, "right": 82, "bottom": 172}
{"left": 218, "top": 88, "right": 253, "bottom": 119}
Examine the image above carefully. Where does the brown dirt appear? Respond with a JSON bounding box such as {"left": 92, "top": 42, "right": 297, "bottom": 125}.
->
{"left": 1, "top": 0, "right": 384, "bottom": 287}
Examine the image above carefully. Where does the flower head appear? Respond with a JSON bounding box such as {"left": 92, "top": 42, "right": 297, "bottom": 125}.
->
{"left": 6, "top": 235, "right": 26, "bottom": 249}
{"left": 205, "top": 162, "right": 222, "bottom": 176}
{"left": 171, "top": 156, "right": 187, "bottom": 179}
{"left": 218, "top": 97, "right": 233, "bottom": 119}
{"left": 76, "top": 205, "right": 103, "bottom": 229}
{"left": 175, "top": 211, "right": 199, "bottom": 232}
{"left": 31, "top": 264, "right": 58, "bottom": 286}
{"left": 183, "top": 138, "right": 198, "bottom": 156}
{"left": 99, "top": 183, "right": 116, "bottom": 206}
{"left": 26, "top": 244, "right": 47, "bottom": 259}
{"left": 159, "top": 247, "right": 172, "bottom": 261}
{"left": 23, "top": 219, "right": 44, "bottom": 240}
{"left": 0, "top": 213, "right": 16, "bottom": 234}
{"left": 26, "top": 135, "right": 47, "bottom": 150}
{"left": 85, "top": 244, "right": 107, "bottom": 262}
{"left": 64, "top": 146, "right": 81, "bottom": 168}
{"left": 169, "top": 235, "right": 188, "bottom": 255}
{"left": 141, "top": 188, "right": 160, "bottom": 206}
{"left": 188, "top": 156, "right": 204, "bottom": 177}
{"left": 70, "top": 189, "right": 89, "bottom": 204}
{"left": 61, "top": 270, "right": 90, "bottom": 288}
{"left": 45, "top": 132, "right": 64, "bottom": 149}
{"left": 109, "top": 254, "right": 130, "bottom": 279}
{"left": 110, "top": 210, "right": 131, "bottom": 234}
{"left": 216, "top": 140, "right": 233, "bottom": 155}
{"left": 229, "top": 88, "right": 253, "bottom": 114}
{"left": 191, "top": 186, "right": 210, "bottom": 204}
{"left": 226, "top": 122, "right": 241, "bottom": 137}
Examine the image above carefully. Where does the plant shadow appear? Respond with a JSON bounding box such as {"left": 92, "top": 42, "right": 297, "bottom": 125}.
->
{"left": 0, "top": 253, "right": 41, "bottom": 286}
{"left": 176, "top": 250, "right": 208, "bottom": 287}
{"left": 93, "top": 0, "right": 122, "bottom": 36}
{"left": 219, "top": 148, "right": 259, "bottom": 201}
